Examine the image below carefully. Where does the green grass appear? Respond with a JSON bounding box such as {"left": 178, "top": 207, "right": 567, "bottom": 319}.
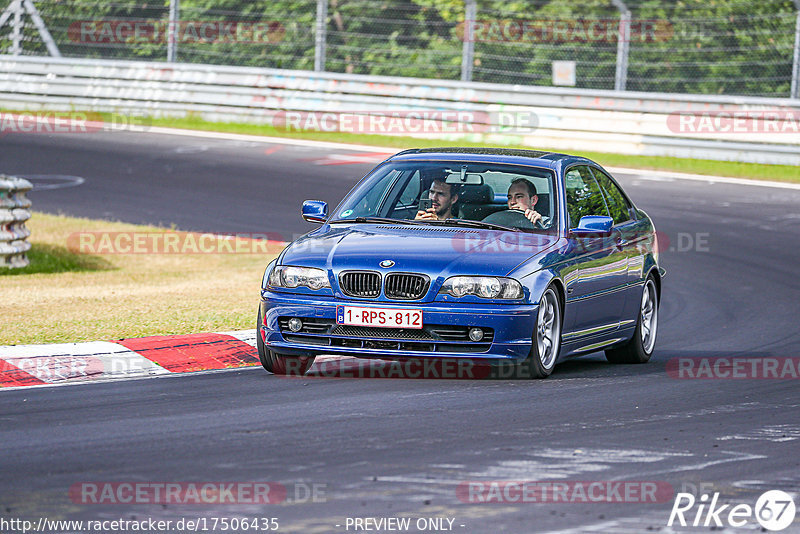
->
{"left": 2, "top": 243, "right": 114, "bottom": 275}
{"left": 4, "top": 108, "right": 798, "bottom": 182}
{"left": 146, "top": 114, "right": 800, "bottom": 183}
{"left": 1, "top": 212, "right": 276, "bottom": 345}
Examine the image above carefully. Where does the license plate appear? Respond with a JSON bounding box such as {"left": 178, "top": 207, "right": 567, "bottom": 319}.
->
{"left": 337, "top": 306, "right": 423, "bottom": 329}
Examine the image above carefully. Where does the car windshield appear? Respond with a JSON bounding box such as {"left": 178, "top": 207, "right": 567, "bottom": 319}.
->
{"left": 331, "top": 161, "right": 557, "bottom": 233}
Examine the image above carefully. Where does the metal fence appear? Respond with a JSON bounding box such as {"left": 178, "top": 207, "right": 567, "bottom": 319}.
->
{"left": 1, "top": 0, "right": 799, "bottom": 99}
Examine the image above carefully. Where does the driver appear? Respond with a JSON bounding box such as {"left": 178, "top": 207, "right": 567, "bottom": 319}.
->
{"left": 415, "top": 176, "right": 459, "bottom": 221}
{"left": 506, "top": 178, "right": 545, "bottom": 226}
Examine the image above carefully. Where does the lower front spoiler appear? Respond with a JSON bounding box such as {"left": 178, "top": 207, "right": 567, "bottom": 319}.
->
{"left": 259, "top": 294, "right": 537, "bottom": 363}
{"left": 263, "top": 337, "right": 529, "bottom": 363}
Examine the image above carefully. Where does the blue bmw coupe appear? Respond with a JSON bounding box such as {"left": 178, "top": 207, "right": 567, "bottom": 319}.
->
{"left": 257, "top": 148, "right": 664, "bottom": 378}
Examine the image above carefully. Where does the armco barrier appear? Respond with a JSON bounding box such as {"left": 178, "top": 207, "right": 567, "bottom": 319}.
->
{"left": 0, "top": 175, "right": 32, "bottom": 269}
{"left": 1, "top": 56, "right": 799, "bottom": 165}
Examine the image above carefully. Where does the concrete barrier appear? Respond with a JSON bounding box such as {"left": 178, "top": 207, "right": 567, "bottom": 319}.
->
{"left": 1, "top": 55, "right": 799, "bottom": 164}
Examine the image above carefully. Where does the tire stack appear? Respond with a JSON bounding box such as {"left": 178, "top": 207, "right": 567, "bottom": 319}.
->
{"left": 0, "top": 175, "right": 33, "bottom": 269}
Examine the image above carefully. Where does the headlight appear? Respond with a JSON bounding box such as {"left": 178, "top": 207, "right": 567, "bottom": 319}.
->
{"left": 439, "top": 276, "right": 523, "bottom": 300}
{"left": 267, "top": 266, "right": 330, "bottom": 290}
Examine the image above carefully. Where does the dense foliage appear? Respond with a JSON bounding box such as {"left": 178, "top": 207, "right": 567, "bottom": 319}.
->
{"left": 2, "top": 0, "right": 798, "bottom": 96}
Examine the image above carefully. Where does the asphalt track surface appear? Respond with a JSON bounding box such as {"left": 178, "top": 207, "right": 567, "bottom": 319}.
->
{"left": 2, "top": 130, "right": 800, "bottom": 533}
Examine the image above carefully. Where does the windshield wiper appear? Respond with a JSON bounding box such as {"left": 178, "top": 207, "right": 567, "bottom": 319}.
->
{"left": 433, "top": 218, "right": 520, "bottom": 232}
{"left": 331, "top": 216, "right": 521, "bottom": 232}
{"left": 330, "top": 217, "right": 427, "bottom": 226}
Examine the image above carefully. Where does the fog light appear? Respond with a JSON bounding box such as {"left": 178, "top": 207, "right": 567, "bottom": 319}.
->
{"left": 288, "top": 318, "right": 303, "bottom": 332}
{"left": 468, "top": 327, "right": 484, "bottom": 342}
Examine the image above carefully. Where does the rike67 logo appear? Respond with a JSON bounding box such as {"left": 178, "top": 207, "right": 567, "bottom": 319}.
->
{"left": 668, "top": 490, "right": 796, "bottom": 531}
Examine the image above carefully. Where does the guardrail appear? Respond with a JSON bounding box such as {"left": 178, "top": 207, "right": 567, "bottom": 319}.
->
{"left": 1, "top": 55, "right": 799, "bottom": 165}
{"left": 0, "top": 174, "right": 32, "bottom": 269}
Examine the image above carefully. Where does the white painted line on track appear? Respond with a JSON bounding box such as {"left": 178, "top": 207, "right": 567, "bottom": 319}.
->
{"left": 124, "top": 125, "right": 800, "bottom": 191}
{"left": 607, "top": 166, "right": 800, "bottom": 190}
{"left": 0, "top": 341, "right": 169, "bottom": 384}
{"left": 17, "top": 174, "right": 86, "bottom": 190}
{"left": 717, "top": 424, "right": 800, "bottom": 442}
{"left": 215, "top": 329, "right": 258, "bottom": 348}
{"left": 608, "top": 450, "right": 766, "bottom": 480}
{"left": 139, "top": 125, "right": 399, "bottom": 153}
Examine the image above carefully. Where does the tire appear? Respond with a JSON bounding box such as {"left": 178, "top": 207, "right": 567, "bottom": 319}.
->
{"left": 518, "top": 286, "right": 562, "bottom": 379}
{"left": 605, "top": 276, "right": 658, "bottom": 364}
{"left": 256, "top": 308, "right": 315, "bottom": 376}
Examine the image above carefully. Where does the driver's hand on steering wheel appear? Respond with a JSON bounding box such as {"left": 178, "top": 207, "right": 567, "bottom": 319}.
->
{"left": 510, "top": 204, "right": 542, "bottom": 225}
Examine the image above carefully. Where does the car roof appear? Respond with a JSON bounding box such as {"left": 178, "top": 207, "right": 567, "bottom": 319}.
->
{"left": 388, "top": 147, "right": 598, "bottom": 170}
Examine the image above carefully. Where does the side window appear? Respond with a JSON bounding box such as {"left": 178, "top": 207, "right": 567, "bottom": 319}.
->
{"left": 396, "top": 171, "right": 422, "bottom": 207}
{"left": 565, "top": 166, "right": 608, "bottom": 227}
{"left": 591, "top": 168, "right": 632, "bottom": 225}
{"left": 386, "top": 171, "right": 423, "bottom": 219}
{"left": 341, "top": 170, "right": 399, "bottom": 218}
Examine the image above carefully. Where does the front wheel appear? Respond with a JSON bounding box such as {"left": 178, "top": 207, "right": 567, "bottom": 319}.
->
{"left": 256, "top": 308, "right": 315, "bottom": 376}
{"left": 605, "top": 276, "right": 658, "bottom": 364}
{"left": 518, "top": 286, "right": 562, "bottom": 379}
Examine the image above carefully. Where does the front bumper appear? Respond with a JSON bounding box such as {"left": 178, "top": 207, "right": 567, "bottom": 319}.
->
{"left": 259, "top": 291, "right": 537, "bottom": 362}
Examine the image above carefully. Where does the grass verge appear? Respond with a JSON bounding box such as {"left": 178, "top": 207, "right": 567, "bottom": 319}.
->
{"left": 0, "top": 212, "right": 277, "bottom": 345}
{"left": 3, "top": 108, "right": 798, "bottom": 182}
{"left": 147, "top": 115, "right": 800, "bottom": 184}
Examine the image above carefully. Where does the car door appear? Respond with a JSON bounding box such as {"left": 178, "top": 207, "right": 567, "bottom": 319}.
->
{"left": 562, "top": 165, "right": 629, "bottom": 343}
{"left": 589, "top": 166, "right": 647, "bottom": 328}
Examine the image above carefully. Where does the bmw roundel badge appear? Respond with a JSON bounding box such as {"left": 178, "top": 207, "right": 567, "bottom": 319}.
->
{"left": 380, "top": 260, "right": 395, "bottom": 268}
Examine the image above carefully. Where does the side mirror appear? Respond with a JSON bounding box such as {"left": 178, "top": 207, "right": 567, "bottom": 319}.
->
{"left": 302, "top": 200, "right": 328, "bottom": 223}
{"left": 569, "top": 215, "right": 613, "bottom": 237}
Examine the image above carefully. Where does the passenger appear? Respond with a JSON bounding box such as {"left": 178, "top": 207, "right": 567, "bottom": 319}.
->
{"left": 415, "top": 177, "right": 459, "bottom": 221}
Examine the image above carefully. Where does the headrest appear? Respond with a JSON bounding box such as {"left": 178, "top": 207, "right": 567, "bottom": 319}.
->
{"left": 459, "top": 184, "right": 493, "bottom": 204}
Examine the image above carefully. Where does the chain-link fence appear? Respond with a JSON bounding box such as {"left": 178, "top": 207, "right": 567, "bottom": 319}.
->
{"left": 1, "top": 0, "right": 799, "bottom": 98}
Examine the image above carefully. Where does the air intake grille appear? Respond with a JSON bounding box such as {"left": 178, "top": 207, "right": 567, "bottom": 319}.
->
{"left": 331, "top": 325, "right": 434, "bottom": 340}
{"left": 278, "top": 318, "right": 494, "bottom": 353}
{"left": 384, "top": 273, "right": 429, "bottom": 300}
{"left": 339, "top": 271, "right": 381, "bottom": 298}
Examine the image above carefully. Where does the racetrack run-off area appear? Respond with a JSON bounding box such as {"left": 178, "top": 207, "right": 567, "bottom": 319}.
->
{"left": 1, "top": 129, "right": 799, "bottom": 533}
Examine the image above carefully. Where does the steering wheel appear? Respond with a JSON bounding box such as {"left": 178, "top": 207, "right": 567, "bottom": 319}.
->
{"left": 482, "top": 209, "right": 542, "bottom": 230}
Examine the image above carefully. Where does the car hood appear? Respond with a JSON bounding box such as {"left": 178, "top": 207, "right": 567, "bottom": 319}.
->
{"left": 280, "top": 224, "right": 558, "bottom": 279}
